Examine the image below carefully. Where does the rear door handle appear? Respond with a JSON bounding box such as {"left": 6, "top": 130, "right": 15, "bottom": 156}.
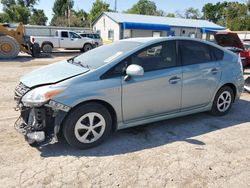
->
{"left": 169, "top": 76, "right": 181, "bottom": 84}
{"left": 211, "top": 68, "right": 219, "bottom": 75}
{"left": 61, "top": 38, "right": 64, "bottom": 40}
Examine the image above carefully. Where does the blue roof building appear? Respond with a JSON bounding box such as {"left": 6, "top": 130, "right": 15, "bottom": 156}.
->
{"left": 93, "top": 12, "right": 225, "bottom": 42}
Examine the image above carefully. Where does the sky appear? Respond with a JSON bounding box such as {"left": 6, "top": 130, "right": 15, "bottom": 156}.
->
{"left": 0, "top": 0, "right": 245, "bottom": 24}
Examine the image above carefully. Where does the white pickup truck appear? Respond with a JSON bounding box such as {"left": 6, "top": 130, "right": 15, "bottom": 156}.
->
{"left": 30, "top": 30, "right": 95, "bottom": 53}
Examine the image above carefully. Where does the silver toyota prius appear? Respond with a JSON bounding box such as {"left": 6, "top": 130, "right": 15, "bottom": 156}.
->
{"left": 14, "top": 37, "right": 244, "bottom": 149}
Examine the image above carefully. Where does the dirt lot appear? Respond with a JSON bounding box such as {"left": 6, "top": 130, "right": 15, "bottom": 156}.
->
{"left": 0, "top": 53, "right": 250, "bottom": 188}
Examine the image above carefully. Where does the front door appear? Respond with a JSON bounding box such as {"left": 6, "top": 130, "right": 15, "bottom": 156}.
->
{"left": 60, "top": 31, "right": 82, "bottom": 49}
{"left": 122, "top": 41, "right": 182, "bottom": 122}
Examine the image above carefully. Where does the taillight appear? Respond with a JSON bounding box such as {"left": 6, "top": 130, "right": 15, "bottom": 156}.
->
{"left": 237, "top": 54, "right": 243, "bottom": 73}
{"left": 31, "top": 37, "right": 35, "bottom": 43}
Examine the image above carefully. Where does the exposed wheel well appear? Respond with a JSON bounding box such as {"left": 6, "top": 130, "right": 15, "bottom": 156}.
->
{"left": 41, "top": 42, "right": 53, "bottom": 48}
{"left": 221, "top": 83, "right": 237, "bottom": 101}
{"left": 72, "top": 100, "right": 117, "bottom": 132}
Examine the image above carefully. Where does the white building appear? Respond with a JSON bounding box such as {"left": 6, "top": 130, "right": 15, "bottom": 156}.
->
{"left": 93, "top": 12, "right": 225, "bottom": 42}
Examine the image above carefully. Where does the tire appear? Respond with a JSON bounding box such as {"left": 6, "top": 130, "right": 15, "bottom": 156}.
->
{"left": 62, "top": 103, "right": 112, "bottom": 149}
{"left": 83, "top": 43, "right": 92, "bottom": 52}
{"left": 31, "top": 43, "right": 41, "bottom": 58}
{"left": 42, "top": 43, "right": 53, "bottom": 53}
{"left": 210, "top": 86, "right": 234, "bottom": 116}
{"left": 0, "top": 35, "right": 20, "bottom": 59}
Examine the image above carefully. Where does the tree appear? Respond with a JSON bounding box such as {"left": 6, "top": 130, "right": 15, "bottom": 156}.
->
{"left": 166, "top": 13, "right": 175, "bottom": 18}
{"left": 184, "top": 7, "right": 201, "bottom": 19}
{"left": 125, "top": 0, "right": 157, "bottom": 15}
{"left": 16, "top": 0, "right": 37, "bottom": 8}
{"left": 0, "top": 0, "right": 39, "bottom": 24}
{"left": 52, "top": 0, "right": 74, "bottom": 17}
{"left": 50, "top": 0, "right": 74, "bottom": 26}
{"left": 3, "top": 4, "right": 30, "bottom": 24}
{"left": 154, "top": 9, "right": 166, "bottom": 16}
{"left": 29, "top": 9, "right": 48, "bottom": 25}
{"left": 225, "top": 2, "right": 249, "bottom": 30}
{"left": 202, "top": 2, "right": 229, "bottom": 23}
{"left": 88, "top": 0, "right": 110, "bottom": 23}
{"left": 202, "top": 1, "right": 250, "bottom": 31}
{"left": 0, "top": 13, "right": 9, "bottom": 23}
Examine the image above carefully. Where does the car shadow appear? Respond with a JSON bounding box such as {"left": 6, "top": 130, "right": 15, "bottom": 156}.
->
{"left": 38, "top": 98, "right": 250, "bottom": 157}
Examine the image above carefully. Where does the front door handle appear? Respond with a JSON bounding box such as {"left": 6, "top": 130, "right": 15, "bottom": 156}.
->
{"left": 211, "top": 68, "right": 219, "bottom": 75}
{"left": 169, "top": 76, "right": 181, "bottom": 84}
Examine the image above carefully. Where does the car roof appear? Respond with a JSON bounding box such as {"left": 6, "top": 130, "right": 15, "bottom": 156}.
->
{"left": 121, "top": 36, "right": 215, "bottom": 45}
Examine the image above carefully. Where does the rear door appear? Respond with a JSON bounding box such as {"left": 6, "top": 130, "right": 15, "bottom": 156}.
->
{"left": 179, "top": 40, "right": 222, "bottom": 110}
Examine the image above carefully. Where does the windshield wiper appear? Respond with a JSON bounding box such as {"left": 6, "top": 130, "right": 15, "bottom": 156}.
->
{"left": 67, "top": 56, "right": 90, "bottom": 69}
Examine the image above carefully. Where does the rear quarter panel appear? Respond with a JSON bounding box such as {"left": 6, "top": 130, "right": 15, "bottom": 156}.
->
{"left": 216, "top": 52, "right": 244, "bottom": 100}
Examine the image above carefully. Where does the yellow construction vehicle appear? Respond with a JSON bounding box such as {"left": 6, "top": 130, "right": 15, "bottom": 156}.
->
{"left": 0, "top": 23, "right": 40, "bottom": 59}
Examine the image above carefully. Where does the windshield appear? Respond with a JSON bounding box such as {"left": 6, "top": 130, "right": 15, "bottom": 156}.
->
{"left": 73, "top": 41, "right": 142, "bottom": 69}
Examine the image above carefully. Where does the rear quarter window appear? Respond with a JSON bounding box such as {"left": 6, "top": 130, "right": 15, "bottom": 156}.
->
{"left": 210, "top": 46, "right": 224, "bottom": 61}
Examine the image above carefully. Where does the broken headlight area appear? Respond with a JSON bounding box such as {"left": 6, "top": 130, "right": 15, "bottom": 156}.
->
{"left": 14, "top": 83, "right": 70, "bottom": 146}
{"left": 15, "top": 106, "right": 55, "bottom": 145}
{"left": 15, "top": 104, "right": 70, "bottom": 146}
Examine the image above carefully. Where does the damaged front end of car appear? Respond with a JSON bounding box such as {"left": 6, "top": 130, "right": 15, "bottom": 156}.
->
{"left": 14, "top": 82, "right": 70, "bottom": 146}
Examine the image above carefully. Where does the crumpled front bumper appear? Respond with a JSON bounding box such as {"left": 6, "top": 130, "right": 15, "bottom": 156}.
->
{"left": 14, "top": 82, "right": 70, "bottom": 146}
{"left": 14, "top": 106, "right": 56, "bottom": 145}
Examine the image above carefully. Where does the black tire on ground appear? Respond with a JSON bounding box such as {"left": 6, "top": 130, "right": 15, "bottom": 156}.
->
{"left": 210, "top": 86, "right": 234, "bottom": 116}
{"left": 83, "top": 43, "right": 92, "bottom": 52}
{"left": 42, "top": 43, "right": 53, "bottom": 53}
{"left": 0, "top": 35, "right": 20, "bottom": 59}
{"left": 31, "top": 43, "right": 41, "bottom": 58}
{"left": 62, "top": 103, "right": 112, "bottom": 149}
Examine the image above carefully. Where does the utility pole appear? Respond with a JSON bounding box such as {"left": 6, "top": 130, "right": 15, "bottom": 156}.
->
{"left": 114, "top": 0, "right": 117, "bottom": 12}
{"left": 68, "top": 0, "right": 71, "bottom": 27}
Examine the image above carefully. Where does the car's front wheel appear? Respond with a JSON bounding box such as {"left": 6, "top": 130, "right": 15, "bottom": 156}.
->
{"left": 62, "top": 103, "right": 112, "bottom": 149}
{"left": 210, "top": 86, "right": 234, "bottom": 116}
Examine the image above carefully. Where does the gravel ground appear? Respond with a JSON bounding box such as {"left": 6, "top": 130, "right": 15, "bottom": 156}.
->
{"left": 0, "top": 53, "right": 250, "bottom": 188}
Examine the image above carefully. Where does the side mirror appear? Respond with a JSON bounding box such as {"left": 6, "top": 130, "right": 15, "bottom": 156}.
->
{"left": 126, "top": 64, "right": 144, "bottom": 77}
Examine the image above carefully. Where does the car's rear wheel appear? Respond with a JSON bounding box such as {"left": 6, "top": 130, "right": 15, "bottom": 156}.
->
{"left": 42, "top": 43, "right": 53, "bottom": 53}
{"left": 62, "top": 103, "right": 112, "bottom": 149}
{"left": 210, "top": 86, "right": 234, "bottom": 116}
{"left": 83, "top": 43, "right": 92, "bottom": 52}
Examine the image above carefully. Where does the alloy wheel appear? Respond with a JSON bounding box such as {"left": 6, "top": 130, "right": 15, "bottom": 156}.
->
{"left": 74, "top": 112, "right": 106, "bottom": 143}
{"left": 217, "top": 91, "right": 232, "bottom": 112}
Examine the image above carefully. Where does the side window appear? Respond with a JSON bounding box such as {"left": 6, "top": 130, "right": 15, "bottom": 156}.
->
{"left": 108, "top": 30, "right": 114, "bottom": 40}
{"left": 179, "top": 40, "right": 212, "bottom": 65}
{"left": 96, "top": 30, "right": 101, "bottom": 36}
{"left": 130, "top": 41, "right": 177, "bottom": 72}
{"left": 100, "top": 61, "right": 127, "bottom": 79}
{"left": 61, "top": 31, "right": 69, "bottom": 38}
{"left": 69, "top": 32, "right": 80, "bottom": 38}
{"left": 95, "top": 34, "right": 100, "bottom": 39}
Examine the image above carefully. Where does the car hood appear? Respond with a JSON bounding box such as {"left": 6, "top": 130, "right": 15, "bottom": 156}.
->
{"left": 215, "top": 32, "right": 244, "bottom": 50}
{"left": 21, "top": 60, "right": 89, "bottom": 88}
